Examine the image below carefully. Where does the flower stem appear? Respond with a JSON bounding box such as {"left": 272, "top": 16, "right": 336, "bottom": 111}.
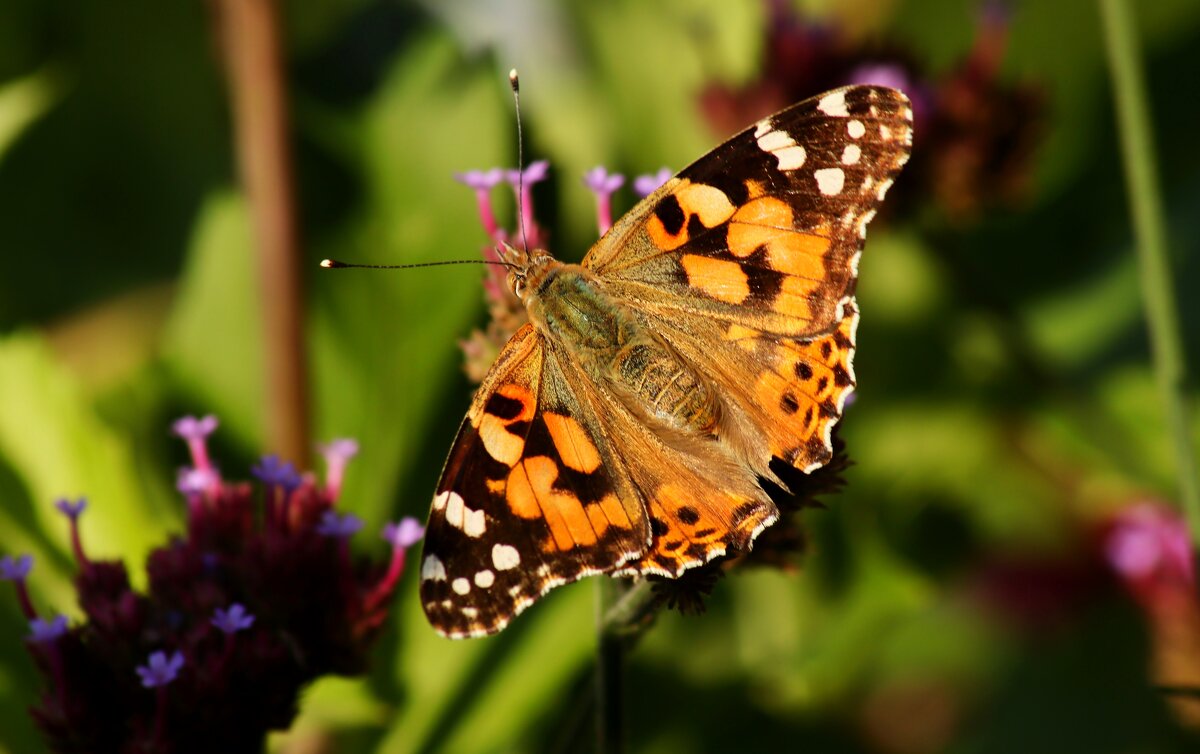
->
{"left": 213, "top": 0, "right": 311, "bottom": 465}
{"left": 1098, "top": 0, "right": 1200, "bottom": 545}
{"left": 595, "top": 579, "right": 626, "bottom": 754}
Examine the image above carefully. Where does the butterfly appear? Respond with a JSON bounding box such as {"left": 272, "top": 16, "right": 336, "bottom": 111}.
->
{"left": 419, "top": 85, "right": 912, "bottom": 638}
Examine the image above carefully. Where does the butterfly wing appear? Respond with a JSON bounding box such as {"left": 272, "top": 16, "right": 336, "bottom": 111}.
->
{"left": 583, "top": 85, "right": 912, "bottom": 475}
{"left": 419, "top": 324, "right": 652, "bottom": 638}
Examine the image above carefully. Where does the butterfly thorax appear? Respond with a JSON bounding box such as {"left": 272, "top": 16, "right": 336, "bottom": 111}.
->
{"left": 522, "top": 257, "right": 721, "bottom": 435}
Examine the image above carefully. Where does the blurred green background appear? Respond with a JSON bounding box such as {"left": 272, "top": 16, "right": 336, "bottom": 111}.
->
{"left": 2, "top": 0, "right": 1200, "bottom": 751}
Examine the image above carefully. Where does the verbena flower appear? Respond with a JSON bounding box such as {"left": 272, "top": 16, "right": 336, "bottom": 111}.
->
{"left": 582, "top": 166, "right": 625, "bottom": 235}
{"left": 1105, "top": 502, "right": 1194, "bottom": 615}
{"left": 250, "top": 454, "right": 302, "bottom": 492}
{"left": 633, "top": 167, "right": 672, "bottom": 198}
{"left": 318, "top": 439, "right": 359, "bottom": 500}
{"left": 28, "top": 615, "right": 68, "bottom": 644}
{"left": 6, "top": 416, "right": 423, "bottom": 752}
{"left": 316, "top": 510, "right": 365, "bottom": 539}
{"left": 136, "top": 650, "right": 185, "bottom": 689}
{"left": 211, "top": 603, "right": 255, "bottom": 634}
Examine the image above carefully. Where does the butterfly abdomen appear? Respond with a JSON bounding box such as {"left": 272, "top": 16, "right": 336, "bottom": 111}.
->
{"left": 530, "top": 264, "right": 720, "bottom": 435}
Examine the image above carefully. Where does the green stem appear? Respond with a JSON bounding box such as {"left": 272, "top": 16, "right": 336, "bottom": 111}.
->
{"left": 595, "top": 579, "right": 626, "bottom": 754}
{"left": 1098, "top": 0, "right": 1200, "bottom": 541}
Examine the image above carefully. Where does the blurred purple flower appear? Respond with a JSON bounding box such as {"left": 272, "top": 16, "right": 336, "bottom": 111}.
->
{"left": 0, "top": 554, "right": 32, "bottom": 581}
{"left": 633, "top": 167, "right": 672, "bottom": 197}
{"left": 28, "top": 615, "right": 68, "bottom": 644}
{"left": 583, "top": 167, "right": 625, "bottom": 236}
{"left": 1106, "top": 503, "right": 1193, "bottom": 595}
{"left": 251, "top": 455, "right": 302, "bottom": 493}
{"left": 455, "top": 168, "right": 505, "bottom": 238}
{"left": 318, "top": 438, "right": 359, "bottom": 501}
{"left": 211, "top": 604, "right": 255, "bottom": 635}
{"left": 383, "top": 517, "right": 425, "bottom": 550}
{"left": 316, "top": 510, "right": 364, "bottom": 539}
{"left": 54, "top": 498, "right": 87, "bottom": 520}
{"left": 137, "top": 650, "right": 185, "bottom": 688}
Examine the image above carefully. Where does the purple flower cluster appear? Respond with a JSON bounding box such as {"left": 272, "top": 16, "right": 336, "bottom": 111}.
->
{"left": 4, "top": 416, "right": 423, "bottom": 752}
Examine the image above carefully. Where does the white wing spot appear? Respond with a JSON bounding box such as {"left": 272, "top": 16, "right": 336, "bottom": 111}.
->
{"left": 774, "top": 145, "right": 807, "bottom": 171}
{"left": 847, "top": 120, "right": 866, "bottom": 139}
{"left": 815, "top": 167, "right": 845, "bottom": 196}
{"left": 754, "top": 118, "right": 772, "bottom": 138}
{"left": 421, "top": 555, "right": 447, "bottom": 581}
{"left": 492, "top": 543, "right": 521, "bottom": 570}
{"left": 880, "top": 124, "right": 892, "bottom": 140}
{"left": 876, "top": 178, "right": 895, "bottom": 200}
{"left": 757, "top": 129, "right": 793, "bottom": 151}
{"left": 841, "top": 144, "right": 862, "bottom": 165}
{"left": 474, "top": 569, "right": 495, "bottom": 588}
{"left": 756, "top": 127, "right": 807, "bottom": 171}
{"left": 432, "top": 490, "right": 450, "bottom": 510}
{"left": 461, "top": 607, "right": 478, "bottom": 619}
{"left": 444, "top": 491, "right": 465, "bottom": 528}
{"left": 818, "top": 90, "right": 849, "bottom": 116}
{"left": 443, "top": 490, "right": 486, "bottom": 538}
{"left": 451, "top": 577, "right": 471, "bottom": 595}
{"left": 463, "top": 507, "right": 486, "bottom": 538}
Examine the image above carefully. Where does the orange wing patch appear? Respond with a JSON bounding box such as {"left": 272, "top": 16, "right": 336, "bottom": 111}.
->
{"left": 754, "top": 301, "right": 858, "bottom": 472}
{"left": 646, "top": 179, "right": 737, "bottom": 251}
{"left": 620, "top": 482, "right": 776, "bottom": 577}
{"left": 679, "top": 254, "right": 750, "bottom": 304}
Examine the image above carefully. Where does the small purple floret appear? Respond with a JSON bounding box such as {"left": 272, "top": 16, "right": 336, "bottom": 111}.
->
{"left": 28, "top": 614, "right": 68, "bottom": 644}
{"left": 211, "top": 603, "right": 256, "bottom": 634}
{"left": 382, "top": 517, "right": 425, "bottom": 549}
{"left": 136, "top": 650, "right": 185, "bottom": 688}
{"left": 0, "top": 554, "right": 33, "bottom": 581}
{"left": 54, "top": 497, "right": 88, "bottom": 520}
{"left": 634, "top": 168, "right": 672, "bottom": 197}
{"left": 1106, "top": 503, "right": 1193, "bottom": 585}
{"left": 172, "top": 415, "right": 218, "bottom": 441}
{"left": 505, "top": 160, "right": 549, "bottom": 188}
{"left": 453, "top": 168, "right": 504, "bottom": 191}
{"left": 316, "top": 511, "right": 364, "bottom": 539}
{"left": 319, "top": 439, "right": 359, "bottom": 464}
{"left": 177, "top": 467, "right": 218, "bottom": 497}
{"left": 251, "top": 455, "right": 302, "bottom": 492}
{"left": 583, "top": 166, "right": 625, "bottom": 195}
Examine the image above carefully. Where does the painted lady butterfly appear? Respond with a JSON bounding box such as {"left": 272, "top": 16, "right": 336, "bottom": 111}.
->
{"left": 420, "top": 85, "right": 913, "bottom": 638}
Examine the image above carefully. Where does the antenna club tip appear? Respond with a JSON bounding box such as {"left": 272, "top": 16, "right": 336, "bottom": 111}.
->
{"left": 320, "top": 259, "right": 341, "bottom": 268}
{"left": 508, "top": 69, "right": 519, "bottom": 91}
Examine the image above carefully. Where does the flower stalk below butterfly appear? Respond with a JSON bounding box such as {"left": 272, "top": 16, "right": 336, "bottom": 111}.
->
{"left": 3, "top": 415, "right": 424, "bottom": 752}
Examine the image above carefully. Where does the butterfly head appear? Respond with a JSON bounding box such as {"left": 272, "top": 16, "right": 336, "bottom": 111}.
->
{"left": 498, "top": 241, "right": 557, "bottom": 303}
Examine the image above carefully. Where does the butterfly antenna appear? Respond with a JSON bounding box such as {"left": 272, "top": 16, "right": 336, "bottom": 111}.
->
{"left": 509, "top": 69, "right": 530, "bottom": 255}
{"left": 320, "top": 259, "right": 515, "bottom": 271}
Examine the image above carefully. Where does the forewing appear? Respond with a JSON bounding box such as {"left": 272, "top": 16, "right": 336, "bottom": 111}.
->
{"left": 582, "top": 86, "right": 911, "bottom": 472}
